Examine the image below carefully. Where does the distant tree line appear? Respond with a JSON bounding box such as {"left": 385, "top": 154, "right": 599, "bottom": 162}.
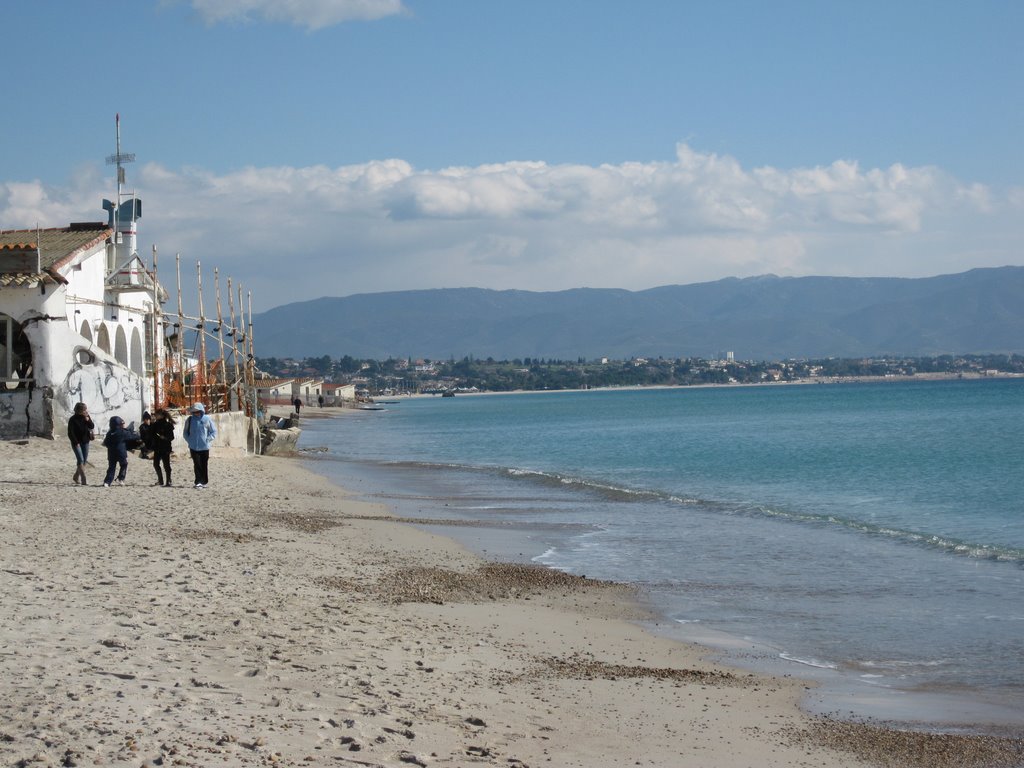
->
{"left": 254, "top": 353, "right": 1024, "bottom": 395}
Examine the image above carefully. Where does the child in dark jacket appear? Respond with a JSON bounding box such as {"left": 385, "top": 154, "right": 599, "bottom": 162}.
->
{"left": 138, "top": 411, "right": 153, "bottom": 459}
{"left": 150, "top": 409, "right": 176, "bottom": 486}
{"left": 102, "top": 416, "right": 129, "bottom": 487}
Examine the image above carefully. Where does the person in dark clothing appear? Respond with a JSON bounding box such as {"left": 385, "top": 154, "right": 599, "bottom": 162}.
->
{"left": 150, "top": 409, "right": 176, "bottom": 486}
{"left": 102, "top": 416, "right": 129, "bottom": 487}
{"left": 138, "top": 411, "right": 153, "bottom": 459}
{"left": 67, "top": 402, "right": 94, "bottom": 485}
{"left": 293, "top": 396, "right": 302, "bottom": 414}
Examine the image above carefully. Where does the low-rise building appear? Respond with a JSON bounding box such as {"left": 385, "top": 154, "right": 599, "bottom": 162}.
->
{"left": 322, "top": 382, "right": 356, "bottom": 405}
{"left": 255, "top": 377, "right": 295, "bottom": 406}
{"left": 1, "top": 200, "right": 167, "bottom": 438}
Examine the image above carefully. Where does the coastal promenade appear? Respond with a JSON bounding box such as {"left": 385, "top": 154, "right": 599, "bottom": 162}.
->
{"left": 1, "top": 437, "right": 1021, "bottom": 767}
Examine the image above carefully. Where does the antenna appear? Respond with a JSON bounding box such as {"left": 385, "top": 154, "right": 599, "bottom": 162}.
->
{"left": 105, "top": 113, "right": 135, "bottom": 201}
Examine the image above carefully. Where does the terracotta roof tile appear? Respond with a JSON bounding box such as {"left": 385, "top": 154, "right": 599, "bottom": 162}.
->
{"left": 0, "top": 226, "right": 111, "bottom": 286}
{"left": 255, "top": 377, "right": 295, "bottom": 388}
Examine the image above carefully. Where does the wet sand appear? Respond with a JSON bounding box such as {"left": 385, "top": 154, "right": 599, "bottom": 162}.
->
{"left": 1, "top": 436, "right": 1021, "bottom": 767}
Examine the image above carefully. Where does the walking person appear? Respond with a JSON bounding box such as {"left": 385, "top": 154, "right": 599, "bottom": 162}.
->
{"left": 102, "top": 416, "right": 129, "bottom": 487}
{"left": 150, "top": 408, "right": 175, "bottom": 486}
{"left": 293, "top": 396, "right": 302, "bottom": 414}
{"left": 67, "top": 402, "right": 94, "bottom": 485}
{"left": 183, "top": 403, "right": 216, "bottom": 489}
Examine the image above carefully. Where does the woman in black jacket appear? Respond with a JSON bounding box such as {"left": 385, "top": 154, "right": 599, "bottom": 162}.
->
{"left": 67, "top": 402, "right": 94, "bottom": 485}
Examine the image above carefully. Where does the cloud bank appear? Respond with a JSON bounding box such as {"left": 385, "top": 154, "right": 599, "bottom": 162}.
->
{"left": 2, "top": 144, "right": 1020, "bottom": 312}
{"left": 184, "top": 0, "right": 406, "bottom": 29}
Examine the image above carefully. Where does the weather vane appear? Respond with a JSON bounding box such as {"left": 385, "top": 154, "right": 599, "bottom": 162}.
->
{"left": 105, "top": 113, "right": 135, "bottom": 193}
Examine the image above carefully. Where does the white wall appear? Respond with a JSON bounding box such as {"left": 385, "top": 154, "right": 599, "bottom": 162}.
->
{"left": 169, "top": 410, "right": 261, "bottom": 455}
{"left": 0, "top": 243, "right": 157, "bottom": 437}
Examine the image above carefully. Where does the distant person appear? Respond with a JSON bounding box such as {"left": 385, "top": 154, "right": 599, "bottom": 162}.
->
{"left": 318, "top": 394, "right": 324, "bottom": 408}
{"left": 150, "top": 409, "right": 176, "bottom": 486}
{"left": 138, "top": 411, "right": 153, "bottom": 459}
{"left": 183, "top": 403, "right": 217, "bottom": 489}
{"left": 293, "top": 396, "right": 302, "bottom": 414}
{"left": 67, "top": 402, "right": 94, "bottom": 485}
{"left": 101, "top": 416, "right": 129, "bottom": 487}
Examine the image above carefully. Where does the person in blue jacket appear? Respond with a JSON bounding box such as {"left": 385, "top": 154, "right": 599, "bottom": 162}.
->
{"left": 101, "top": 416, "right": 129, "bottom": 487}
{"left": 183, "top": 402, "right": 217, "bottom": 489}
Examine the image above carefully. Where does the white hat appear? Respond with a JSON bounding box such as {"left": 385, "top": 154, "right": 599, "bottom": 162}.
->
{"left": 190, "top": 403, "right": 206, "bottom": 413}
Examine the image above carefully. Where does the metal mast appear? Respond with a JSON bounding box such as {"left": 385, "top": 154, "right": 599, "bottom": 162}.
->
{"left": 103, "top": 114, "right": 139, "bottom": 275}
{"left": 106, "top": 113, "right": 135, "bottom": 205}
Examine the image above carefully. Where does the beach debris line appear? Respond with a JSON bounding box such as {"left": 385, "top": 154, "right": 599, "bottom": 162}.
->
{"left": 320, "top": 562, "right": 632, "bottom": 605}
{"left": 785, "top": 720, "right": 1024, "bottom": 768}
{"left": 532, "top": 652, "right": 739, "bottom": 685}
{"left": 170, "top": 526, "right": 268, "bottom": 544}
{"left": 258, "top": 510, "right": 347, "bottom": 533}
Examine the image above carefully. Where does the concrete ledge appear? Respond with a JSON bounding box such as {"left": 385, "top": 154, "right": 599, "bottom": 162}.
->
{"left": 171, "top": 411, "right": 262, "bottom": 455}
{"left": 260, "top": 426, "right": 301, "bottom": 456}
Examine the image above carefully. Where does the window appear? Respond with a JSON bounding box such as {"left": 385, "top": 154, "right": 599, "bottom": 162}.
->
{"left": 1, "top": 313, "right": 33, "bottom": 389}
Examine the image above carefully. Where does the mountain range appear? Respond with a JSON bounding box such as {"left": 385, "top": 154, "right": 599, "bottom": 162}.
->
{"left": 251, "top": 266, "right": 1024, "bottom": 361}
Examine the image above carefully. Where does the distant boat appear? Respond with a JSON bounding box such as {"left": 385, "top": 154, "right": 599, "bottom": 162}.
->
{"left": 441, "top": 390, "right": 455, "bottom": 397}
{"left": 358, "top": 404, "right": 386, "bottom": 411}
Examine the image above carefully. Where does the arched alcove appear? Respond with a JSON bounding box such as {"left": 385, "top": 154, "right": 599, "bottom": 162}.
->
{"left": 1, "top": 312, "right": 33, "bottom": 389}
{"left": 114, "top": 325, "right": 128, "bottom": 366}
{"left": 96, "top": 323, "right": 111, "bottom": 354}
{"left": 130, "top": 327, "right": 144, "bottom": 375}
{"left": 79, "top": 319, "right": 93, "bottom": 343}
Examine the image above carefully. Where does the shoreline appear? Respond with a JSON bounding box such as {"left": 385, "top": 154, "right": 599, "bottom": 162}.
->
{"left": 297, "top": 433, "right": 1024, "bottom": 734}
{"left": 2, "top": 437, "right": 1022, "bottom": 767}
{"left": 375, "top": 370, "right": 1022, "bottom": 400}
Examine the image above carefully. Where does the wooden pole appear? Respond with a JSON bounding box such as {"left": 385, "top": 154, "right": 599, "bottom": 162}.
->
{"left": 196, "top": 261, "right": 208, "bottom": 408}
{"left": 175, "top": 253, "right": 185, "bottom": 407}
{"left": 247, "top": 289, "right": 256, "bottom": 414}
{"left": 240, "top": 285, "right": 259, "bottom": 451}
{"left": 237, "top": 284, "right": 247, "bottom": 385}
{"left": 214, "top": 268, "right": 228, "bottom": 411}
{"left": 151, "top": 244, "right": 160, "bottom": 409}
{"left": 227, "top": 277, "right": 243, "bottom": 413}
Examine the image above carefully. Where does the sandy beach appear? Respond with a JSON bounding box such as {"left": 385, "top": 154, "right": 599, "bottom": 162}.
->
{"left": 2, "top": 436, "right": 1022, "bottom": 768}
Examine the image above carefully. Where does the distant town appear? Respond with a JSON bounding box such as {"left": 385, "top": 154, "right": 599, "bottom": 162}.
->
{"left": 256, "top": 353, "right": 1024, "bottom": 397}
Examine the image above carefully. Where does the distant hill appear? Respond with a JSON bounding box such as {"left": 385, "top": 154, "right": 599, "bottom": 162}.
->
{"left": 251, "top": 266, "right": 1024, "bottom": 361}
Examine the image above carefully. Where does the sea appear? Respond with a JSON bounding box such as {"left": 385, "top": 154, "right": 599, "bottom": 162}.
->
{"left": 297, "top": 378, "right": 1024, "bottom": 730}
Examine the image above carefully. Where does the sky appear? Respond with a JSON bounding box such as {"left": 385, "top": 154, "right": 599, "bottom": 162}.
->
{"left": 2, "top": 0, "right": 1022, "bottom": 313}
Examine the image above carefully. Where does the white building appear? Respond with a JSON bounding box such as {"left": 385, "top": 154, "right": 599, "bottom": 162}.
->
{"left": 254, "top": 377, "right": 295, "bottom": 406}
{"left": 0, "top": 191, "right": 167, "bottom": 438}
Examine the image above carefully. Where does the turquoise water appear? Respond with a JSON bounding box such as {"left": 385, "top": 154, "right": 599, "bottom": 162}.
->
{"left": 299, "top": 379, "right": 1024, "bottom": 726}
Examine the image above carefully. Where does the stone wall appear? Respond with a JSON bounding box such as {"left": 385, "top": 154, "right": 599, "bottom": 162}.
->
{"left": 0, "top": 388, "right": 50, "bottom": 440}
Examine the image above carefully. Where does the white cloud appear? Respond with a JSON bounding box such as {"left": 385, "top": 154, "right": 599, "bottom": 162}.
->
{"left": 389, "top": 162, "right": 559, "bottom": 220}
{"left": 2, "top": 145, "right": 1017, "bottom": 312}
{"left": 185, "top": 0, "right": 406, "bottom": 30}
{"left": 0, "top": 177, "right": 99, "bottom": 233}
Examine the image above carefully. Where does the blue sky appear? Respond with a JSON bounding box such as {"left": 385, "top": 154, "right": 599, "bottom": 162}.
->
{"left": 2, "top": 0, "right": 1022, "bottom": 311}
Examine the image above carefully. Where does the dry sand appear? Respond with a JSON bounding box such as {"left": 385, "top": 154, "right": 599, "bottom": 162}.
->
{"left": 2, "top": 437, "right": 1022, "bottom": 768}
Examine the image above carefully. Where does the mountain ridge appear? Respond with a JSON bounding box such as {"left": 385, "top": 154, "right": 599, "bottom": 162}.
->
{"left": 252, "top": 266, "right": 1024, "bottom": 360}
